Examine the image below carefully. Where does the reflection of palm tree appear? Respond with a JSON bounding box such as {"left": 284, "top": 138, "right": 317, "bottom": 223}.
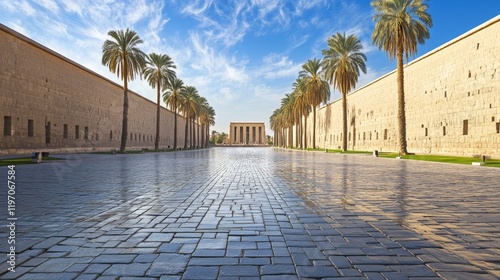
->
{"left": 340, "top": 156, "right": 349, "bottom": 208}
{"left": 371, "top": 0, "right": 432, "bottom": 155}
{"left": 102, "top": 29, "right": 146, "bottom": 152}
{"left": 396, "top": 161, "right": 409, "bottom": 225}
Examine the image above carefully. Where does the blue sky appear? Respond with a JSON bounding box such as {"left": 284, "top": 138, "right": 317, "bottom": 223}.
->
{"left": 1, "top": 1, "right": 499, "bottom": 134}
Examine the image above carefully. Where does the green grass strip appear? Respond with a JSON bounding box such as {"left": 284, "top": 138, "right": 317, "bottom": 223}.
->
{"left": 0, "top": 156, "right": 62, "bottom": 166}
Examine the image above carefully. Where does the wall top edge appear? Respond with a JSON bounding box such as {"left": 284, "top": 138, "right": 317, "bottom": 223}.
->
{"left": 0, "top": 23, "right": 174, "bottom": 114}
{"left": 321, "top": 14, "right": 500, "bottom": 110}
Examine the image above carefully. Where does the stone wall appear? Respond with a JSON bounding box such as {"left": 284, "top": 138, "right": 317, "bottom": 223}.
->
{"left": 0, "top": 24, "right": 199, "bottom": 155}
{"left": 302, "top": 15, "right": 499, "bottom": 158}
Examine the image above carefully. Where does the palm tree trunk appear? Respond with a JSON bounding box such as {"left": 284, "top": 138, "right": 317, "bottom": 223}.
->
{"left": 206, "top": 125, "right": 209, "bottom": 147}
{"left": 342, "top": 91, "right": 347, "bottom": 151}
{"left": 120, "top": 78, "right": 128, "bottom": 153}
{"left": 304, "top": 114, "right": 308, "bottom": 149}
{"left": 397, "top": 43, "right": 408, "bottom": 155}
{"left": 155, "top": 84, "right": 160, "bottom": 151}
{"left": 184, "top": 114, "right": 189, "bottom": 150}
{"left": 298, "top": 118, "right": 302, "bottom": 149}
{"left": 312, "top": 106, "right": 316, "bottom": 149}
{"left": 201, "top": 124, "right": 205, "bottom": 148}
{"left": 173, "top": 101, "right": 177, "bottom": 150}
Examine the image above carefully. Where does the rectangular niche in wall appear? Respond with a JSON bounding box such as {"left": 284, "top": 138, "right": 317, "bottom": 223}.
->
{"left": 63, "top": 124, "right": 68, "bottom": 139}
{"left": 28, "top": 119, "right": 34, "bottom": 137}
{"left": 4, "top": 116, "right": 12, "bottom": 136}
{"left": 463, "top": 120, "right": 469, "bottom": 135}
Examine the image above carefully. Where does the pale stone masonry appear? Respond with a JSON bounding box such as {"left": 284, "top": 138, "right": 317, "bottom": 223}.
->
{"left": 296, "top": 15, "right": 499, "bottom": 157}
{"left": 229, "top": 122, "right": 267, "bottom": 145}
{"left": 0, "top": 24, "right": 199, "bottom": 155}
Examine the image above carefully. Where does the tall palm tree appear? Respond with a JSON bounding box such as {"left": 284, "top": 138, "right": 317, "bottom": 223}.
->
{"left": 182, "top": 86, "right": 199, "bottom": 149}
{"left": 195, "top": 96, "right": 209, "bottom": 148}
{"left": 281, "top": 93, "right": 294, "bottom": 147}
{"left": 102, "top": 28, "right": 146, "bottom": 152}
{"left": 322, "top": 32, "right": 367, "bottom": 151}
{"left": 371, "top": 0, "right": 432, "bottom": 155}
{"left": 163, "top": 78, "right": 186, "bottom": 150}
{"left": 270, "top": 109, "right": 281, "bottom": 147}
{"left": 206, "top": 106, "right": 215, "bottom": 148}
{"left": 299, "top": 58, "right": 330, "bottom": 149}
{"left": 293, "top": 78, "right": 311, "bottom": 149}
{"left": 143, "top": 53, "right": 176, "bottom": 151}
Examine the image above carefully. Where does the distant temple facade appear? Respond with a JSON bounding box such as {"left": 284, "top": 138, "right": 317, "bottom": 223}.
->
{"left": 229, "top": 122, "right": 267, "bottom": 145}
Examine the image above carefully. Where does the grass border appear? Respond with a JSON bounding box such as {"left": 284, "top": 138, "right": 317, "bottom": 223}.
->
{"left": 0, "top": 156, "right": 63, "bottom": 166}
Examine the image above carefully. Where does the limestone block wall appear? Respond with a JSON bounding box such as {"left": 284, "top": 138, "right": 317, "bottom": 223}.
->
{"left": 306, "top": 15, "right": 499, "bottom": 158}
{"left": 0, "top": 24, "right": 193, "bottom": 155}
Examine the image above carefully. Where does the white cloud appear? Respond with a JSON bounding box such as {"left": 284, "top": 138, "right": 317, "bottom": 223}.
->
{"left": 36, "top": 0, "right": 59, "bottom": 13}
{"left": 258, "top": 54, "right": 302, "bottom": 79}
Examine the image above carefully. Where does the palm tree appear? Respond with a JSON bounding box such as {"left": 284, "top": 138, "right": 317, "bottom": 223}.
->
{"left": 205, "top": 103, "right": 215, "bottom": 147}
{"left": 102, "top": 28, "right": 146, "bottom": 152}
{"left": 299, "top": 59, "right": 330, "bottom": 149}
{"left": 280, "top": 93, "right": 298, "bottom": 148}
{"left": 163, "top": 78, "right": 186, "bottom": 150}
{"left": 195, "top": 96, "right": 209, "bottom": 148}
{"left": 269, "top": 109, "right": 281, "bottom": 147}
{"left": 182, "top": 86, "right": 199, "bottom": 149}
{"left": 322, "top": 32, "right": 367, "bottom": 151}
{"left": 293, "top": 78, "right": 311, "bottom": 149}
{"left": 371, "top": 0, "right": 432, "bottom": 155}
{"left": 143, "top": 53, "right": 176, "bottom": 151}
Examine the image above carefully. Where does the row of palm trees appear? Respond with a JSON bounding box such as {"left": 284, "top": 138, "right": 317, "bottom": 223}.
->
{"left": 270, "top": 0, "right": 432, "bottom": 155}
{"left": 101, "top": 29, "right": 215, "bottom": 152}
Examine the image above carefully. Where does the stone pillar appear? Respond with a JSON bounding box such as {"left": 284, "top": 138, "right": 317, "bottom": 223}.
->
{"left": 250, "top": 126, "right": 254, "bottom": 145}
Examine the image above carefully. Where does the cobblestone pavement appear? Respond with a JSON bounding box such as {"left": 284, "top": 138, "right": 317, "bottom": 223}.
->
{"left": 0, "top": 147, "right": 498, "bottom": 279}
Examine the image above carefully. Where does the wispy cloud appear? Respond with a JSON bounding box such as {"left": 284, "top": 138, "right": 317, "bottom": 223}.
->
{"left": 0, "top": 0, "right": 405, "bottom": 132}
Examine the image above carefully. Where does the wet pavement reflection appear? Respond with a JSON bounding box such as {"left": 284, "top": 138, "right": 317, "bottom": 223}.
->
{"left": 0, "top": 147, "right": 498, "bottom": 279}
{"left": 272, "top": 148, "right": 500, "bottom": 279}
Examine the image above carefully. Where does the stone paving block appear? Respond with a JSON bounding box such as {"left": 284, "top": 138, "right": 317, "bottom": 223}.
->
{"left": 134, "top": 254, "right": 159, "bottom": 263}
{"left": 291, "top": 253, "right": 312, "bottom": 266}
{"left": 240, "top": 257, "right": 271, "bottom": 265}
{"left": 219, "top": 265, "right": 259, "bottom": 277}
{"left": 32, "top": 237, "right": 66, "bottom": 249}
{"left": 260, "top": 264, "right": 296, "bottom": 275}
{"left": 157, "top": 243, "right": 183, "bottom": 253}
{"left": 182, "top": 266, "right": 219, "bottom": 279}
{"left": 102, "top": 263, "right": 150, "bottom": 276}
{"left": 244, "top": 249, "right": 273, "bottom": 257}
{"left": 66, "top": 263, "right": 89, "bottom": 273}
{"left": 197, "top": 238, "right": 227, "bottom": 249}
{"left": 31, "top": 258, "right": 78, "bottom": 273}
{"left": 348, "top": 256, "right": 398, "bottom": 265}
{"left": 74, "top": 274, "right": 99, "bottom": 280}
{"left": 192, "top": 249, "right": 226, "bottom": 257}
{"left": 68, "top": 248, "right": 105, "bottom": 257}
{"left": 20, "top": 272, "right": 79, "bottom": 280}
{"left": 296, "top": 266, "right": 340, "bottom": 278}
{"left": 228, "top": 241, "right": 258, "bottom": 250}
{"left": 338, "top": 268, "right": 364, "bottom": 277}
{"left": 93, "top": 254, "right": 136, "bottom": 264}
{"left": 83, "top": 264, "right": 110, "bottom": 274}
{"left": 189, "top": 257, "right": 239, "bottom": 266}
{"left": 148, "top": 253, "right": 190, "bottom": 276}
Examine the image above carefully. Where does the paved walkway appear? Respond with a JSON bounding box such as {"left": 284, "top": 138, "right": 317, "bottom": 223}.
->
{"left": 0, "top": 147, "right": 498, "bottom": 279}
